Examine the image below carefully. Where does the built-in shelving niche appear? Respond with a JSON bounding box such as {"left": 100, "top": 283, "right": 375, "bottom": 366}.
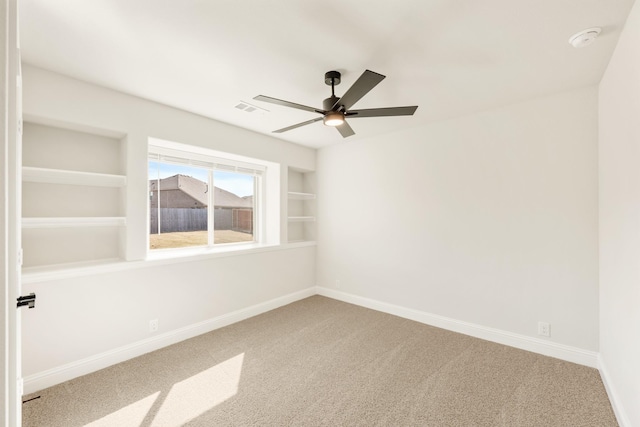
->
{"left": 21, "top": 122, "right": 127, "bottom": 274}
{"left": 287, "top": 168, "right": 316, "bottom": 243}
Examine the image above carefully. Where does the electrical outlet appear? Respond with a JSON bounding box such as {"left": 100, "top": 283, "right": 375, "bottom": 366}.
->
{"left": 335, "top": 279, "right": 341, "bottom": 289}
{"left": 538, "top": 321, "right": 550, "bottom": 337}
{"left": 149, "top": 319, "right": 158, "bottom": 333}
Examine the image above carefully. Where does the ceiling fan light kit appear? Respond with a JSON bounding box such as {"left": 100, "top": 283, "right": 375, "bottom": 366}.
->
{"left": 254, "top": 69, "right": 418, "bottom": 138}
{"left": 323, "top": 111, "right": 345, "bottom": 126}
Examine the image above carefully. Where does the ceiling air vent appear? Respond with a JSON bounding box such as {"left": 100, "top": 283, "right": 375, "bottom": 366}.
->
{"left": 235, "top": 101, "right": 268, "bottom": 113}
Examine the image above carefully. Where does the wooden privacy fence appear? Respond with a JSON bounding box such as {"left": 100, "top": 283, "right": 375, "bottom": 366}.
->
{"left": 150, "top": 208, "right": 252, "bottom": 234}
{"left": 232, "top": 209, "right": 253, "bottom": 234}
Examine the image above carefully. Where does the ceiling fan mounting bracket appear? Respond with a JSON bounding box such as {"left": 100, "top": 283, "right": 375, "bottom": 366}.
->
{"left": 324, "top": 71, "right": 341, "bottom": 86}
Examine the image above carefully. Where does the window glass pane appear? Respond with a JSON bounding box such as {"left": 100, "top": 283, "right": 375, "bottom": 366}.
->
{"left": 213, "top": 170, "right": 255, "bottom": 244}
{"left": 149, "top": 161, "right": 209, "bottom": 250}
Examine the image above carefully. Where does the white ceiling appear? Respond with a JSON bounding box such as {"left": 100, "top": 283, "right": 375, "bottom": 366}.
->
{"left": 19, "top": 0, "right": 636, "bottom": 149}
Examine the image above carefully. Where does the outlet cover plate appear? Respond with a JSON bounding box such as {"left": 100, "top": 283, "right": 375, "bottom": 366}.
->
{"left": 538, "top": 321, "right": 550, "bottom": 337}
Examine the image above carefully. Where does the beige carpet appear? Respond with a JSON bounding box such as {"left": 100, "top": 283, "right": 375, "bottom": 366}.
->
{"left": 22, "top": 296, "right": 617, "bottom": 426}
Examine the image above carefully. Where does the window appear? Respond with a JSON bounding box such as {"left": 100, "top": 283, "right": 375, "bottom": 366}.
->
{"left": 148, "top": 141, "right": 266, "bottom": 251}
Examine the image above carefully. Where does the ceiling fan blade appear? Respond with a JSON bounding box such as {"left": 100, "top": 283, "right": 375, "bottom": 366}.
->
{"left": 254, "top": 95, "right": 323, "bottom": 114}
{"left": 273, "top": 117, "right": 323, "bottom": 133}
{"left": 336, "top": 120, "right": 355, "bottom": 138}
{"left": 332, "top": 70, "right": 385, "bottom": 111}
{"left": 347, "top": 106, "right": 418, "bottom": 118}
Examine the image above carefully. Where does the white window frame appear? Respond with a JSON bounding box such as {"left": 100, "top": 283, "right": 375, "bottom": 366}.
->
{"left": 147, "top": 138, "right": 280, "bottom": 258}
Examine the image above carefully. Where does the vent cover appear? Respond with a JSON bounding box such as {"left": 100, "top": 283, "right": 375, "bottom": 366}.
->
{"left": 235, "top": 101, "right": 268, "bottom": 113}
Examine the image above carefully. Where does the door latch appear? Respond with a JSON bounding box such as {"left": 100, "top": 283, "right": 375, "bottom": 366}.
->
{"left": 17, "top": 293, "right": 36, "bottom": 309}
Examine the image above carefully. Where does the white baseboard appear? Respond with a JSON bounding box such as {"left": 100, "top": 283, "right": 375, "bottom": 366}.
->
{"left": 24, "top": 285, "right": 602, "bottom": 395}
{"left": 598, "top": 354, "right": 631, "bottom": 427}
{"left": 315, "top": 286, "right": 599, "bottom": 368}
{"left": 23, "top": 287, "right": 316, "bottom": 394}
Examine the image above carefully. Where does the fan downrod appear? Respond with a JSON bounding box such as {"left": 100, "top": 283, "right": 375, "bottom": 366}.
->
{"left": 324, "top": 71, "right": 342, "bottom": 110}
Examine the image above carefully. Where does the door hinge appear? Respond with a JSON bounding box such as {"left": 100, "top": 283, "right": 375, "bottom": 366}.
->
{"left": 17, "top": 248, "right": 23, "bottom": 267}
{"left": 17, "top": 293, "right": 36, "bottom": 309}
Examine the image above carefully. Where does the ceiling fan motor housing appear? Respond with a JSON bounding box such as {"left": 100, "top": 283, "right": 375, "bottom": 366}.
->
{"left": 323, "top": 95, "right": 341, "bottom": 112}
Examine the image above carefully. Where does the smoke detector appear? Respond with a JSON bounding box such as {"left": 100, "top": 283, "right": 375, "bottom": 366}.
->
{"left": 569, "top": 28, "right": 601, "bottom": 48}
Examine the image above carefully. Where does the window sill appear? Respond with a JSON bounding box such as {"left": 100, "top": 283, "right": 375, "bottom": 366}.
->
{"left": 21, "top": 241, "right": 316, "bottom": 284}
{"left": 146, "top": 241, "right": 275, "bottom": 261}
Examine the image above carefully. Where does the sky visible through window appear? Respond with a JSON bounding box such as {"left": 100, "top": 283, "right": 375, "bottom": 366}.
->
{"left": 149, "top": 161, "right": 254, "bottom": 197}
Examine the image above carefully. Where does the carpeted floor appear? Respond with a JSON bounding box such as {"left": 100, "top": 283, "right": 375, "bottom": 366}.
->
{"left": 22, "top": 296, "right": 618, "bottom": 426}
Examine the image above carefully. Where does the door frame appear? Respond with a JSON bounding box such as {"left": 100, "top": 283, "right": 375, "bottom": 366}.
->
{"left": 2, "top": 0, "right": 22, "bottom": 425}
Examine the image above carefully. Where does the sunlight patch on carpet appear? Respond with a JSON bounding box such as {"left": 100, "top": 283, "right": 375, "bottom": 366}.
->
{"left": 85, "top": 392, "right": 160, "bottom": 427}
{"left": 151, "top": 353, "right": 245, "bottom": 426}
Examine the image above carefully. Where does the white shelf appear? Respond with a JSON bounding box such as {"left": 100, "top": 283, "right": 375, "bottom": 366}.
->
{"left": 22, "top": 217, "right": 127, "bottom": 229}
{"left": 288, "top": 191, "right": 316, "bottom": 200}
{"left": 287, "top": 216, "right": 316, "bottom": 222}
{"left": 22, "top": 166, "right": 127, "bottom": 187}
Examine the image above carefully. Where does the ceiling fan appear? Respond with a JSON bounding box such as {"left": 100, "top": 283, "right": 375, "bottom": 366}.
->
{"left": 253, "top": 70, "right": 418, "bottom": 138}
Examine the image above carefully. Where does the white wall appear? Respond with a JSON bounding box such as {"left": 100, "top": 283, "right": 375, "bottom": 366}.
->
{"left": 599, "top": 0, "right": 640, "bottom": 424}
{"left": 317, "top": 86, "right": 599, "bottom": 351}
{"left": 22, "top": 248, "right": 315, "bottom": 377}
{"left": 20, "top": 66, "right": 317, "bottom": 388}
